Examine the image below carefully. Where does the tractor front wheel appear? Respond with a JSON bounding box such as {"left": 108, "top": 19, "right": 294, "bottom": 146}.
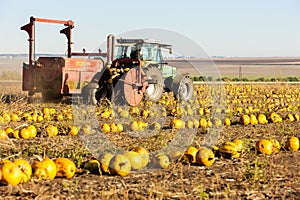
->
{"left": 172, "top": 74, "right": 194, "bottom": 102}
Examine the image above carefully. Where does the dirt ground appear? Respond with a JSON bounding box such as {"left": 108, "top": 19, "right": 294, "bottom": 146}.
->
{"left": 0, "top": 115, "right": 299, "bottom": 200}
{"left": 0, "top": 58, "right": 300, "bottom": 199}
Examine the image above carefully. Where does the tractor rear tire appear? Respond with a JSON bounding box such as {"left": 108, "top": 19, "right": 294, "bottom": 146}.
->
{"left": 144, "top": 67, "right": 164, "bottom": 102}
{"left": 172, "top": 75, "right": 194, "bottom": 102}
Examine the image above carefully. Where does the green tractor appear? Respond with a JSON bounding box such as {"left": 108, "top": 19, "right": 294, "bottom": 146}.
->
{"left": 92, "top": 37, "right": 194, "bottom": 106}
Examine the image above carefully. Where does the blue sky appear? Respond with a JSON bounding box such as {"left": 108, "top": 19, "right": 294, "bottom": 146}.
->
{"left": 0, "top": 0, "right": 299, "bottom": 57}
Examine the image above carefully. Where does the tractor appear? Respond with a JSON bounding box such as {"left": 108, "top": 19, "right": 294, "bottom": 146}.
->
{"left": 90, "top": 38, "right": 194, "bottom": 106}
{"left": 21, "top": 16, "right": 194, "bottom": 106}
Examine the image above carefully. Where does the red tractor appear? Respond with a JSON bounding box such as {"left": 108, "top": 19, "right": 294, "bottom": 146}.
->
{"left": 21, "top": 16, "right": 193, "bottom": 106}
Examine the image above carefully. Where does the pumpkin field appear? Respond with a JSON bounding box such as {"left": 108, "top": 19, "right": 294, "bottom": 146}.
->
{"left": 0, "top": 81, "right": 299, "bottom": 199}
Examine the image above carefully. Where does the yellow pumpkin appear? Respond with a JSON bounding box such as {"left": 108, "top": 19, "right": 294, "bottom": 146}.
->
{"left": 32, "top": 158, "right": 57, "bottom": 180}
{"left": 27, "top": 125, "right": 37, "bottom": 138}
{"left": 110, "top": 123, "right": 118, "bottom": 133}
{"left": 123, "top": 151, "right": 144, "bottom": 170}
{"left": 20, "top": 128, "right": 31, "bottom": 139}
{"left": 130, "top": 121, "right": 139, "bottom": 131}
{"left": 258, "top": 114, "right": 268, "bottom": 124}
{"left": 45, "top": 125, "right": 58, "bottom": 137}
{"left": 130, "top": 147, "right": 149, "bottom": 168}
{"left": 232, "top": 139, "right": 244, "bottom": 152}
{"left": 152, "top": 153, "right": 170, "bottom": 169}
{"left": 171, "top": 119, "right": 185, "bottom": 129}
{"left": 0, "top": 129, "right": 8, "bottom": 139}
{"left": 101, "top": 123, "right": 111, "bottom": 133}
{"left": 13, "top": 159, "right": 32, "bottom": 183}
{"left": 69, "top": 126, "right": 79, "bottom": 136}
{"left": 116, "top": 123, "right": 123, "bottom": 132}
{"left": 256, "top": 139, "right": 273, "bottom": 155}
{"left": 240, "top": 114, "right": 250, "bottom": 125}
{"left": 1, "top": 160, "right": 23, "bottom": 186}
{"left": 219, "top": 141, "right": 240, "bottom": 159}
{"left": 199, "top": 118, "right": 208, "bottom": 128}
{"left": 195, "top": 147, "right": 215, "bottom": 167}
{"left": 285, "top": 136, "right": 299, "bottom": 152}
{"left": 13, "top": 130, "right": 20, "bottom": 139}
{"left": 5, "top": 128, "right": 14, "bottom": 138}
{"left": 109, "top": 154, "right": 131, "bottom": 176}
{"left": 224, "top": 118, "right": 231, "bottom": 126}
{"left": 54, "top": 158, "right": 76, "bottom": 179}
{"left": 100, "top": 153, "right": 114, "bottom": 174}
{"left": 184, "top": 146, "right": 199, "bottom": 163}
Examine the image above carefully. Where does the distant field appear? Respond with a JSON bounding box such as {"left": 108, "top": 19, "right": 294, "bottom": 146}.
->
{"left": 167, "top": 57, "right": 300, "bottom": 79}
{"left": 0, "top": 57, "right": 26, "bottom": 73}
{"left": 1, "top": 56, "right": 300, "bottom": 80}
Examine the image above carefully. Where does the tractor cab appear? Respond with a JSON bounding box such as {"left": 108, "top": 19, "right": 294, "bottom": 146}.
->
{"left": 113, "top": 39, "right": 176, "bottom": 78}
{"left": 115, "top": 39, "right": 172, "bottom": 63}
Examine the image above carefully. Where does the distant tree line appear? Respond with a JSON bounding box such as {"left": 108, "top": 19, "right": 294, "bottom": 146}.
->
{"left": 0, "top": 71, "right": 22, "bottom": 80}
{"left": 192, "top": 76, "right": 300, "bottom": 82}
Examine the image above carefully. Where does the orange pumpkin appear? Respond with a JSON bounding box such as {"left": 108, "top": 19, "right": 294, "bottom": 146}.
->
{"left": 256, "top": 139, "right": 273, "bottom": 155}
{"left": 54, "top": 158, "right": 76, "bottom": 179}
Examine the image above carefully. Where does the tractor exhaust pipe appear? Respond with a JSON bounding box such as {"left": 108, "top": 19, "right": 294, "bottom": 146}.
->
{"left": 107, "top": 34, "right": 115, "bottom": 65}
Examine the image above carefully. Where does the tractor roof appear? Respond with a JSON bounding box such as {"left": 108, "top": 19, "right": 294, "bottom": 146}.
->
{"left": 116, "top": 38, "right": 172, "bottom": 49}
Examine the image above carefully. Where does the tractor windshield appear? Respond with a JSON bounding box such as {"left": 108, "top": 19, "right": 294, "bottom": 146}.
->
{"left": 140, "top": 44, "right": 162, "bottom": 62}
{"left": 116, "top": 43, "right": 162, "bottom": 63}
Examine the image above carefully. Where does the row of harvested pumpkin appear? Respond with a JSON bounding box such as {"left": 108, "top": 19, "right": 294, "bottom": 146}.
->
{"left": 1, "top": 136, "right": 299, "bottom": 186}
{"left": 0, "top": 112, "right": 299, "bottom": 140}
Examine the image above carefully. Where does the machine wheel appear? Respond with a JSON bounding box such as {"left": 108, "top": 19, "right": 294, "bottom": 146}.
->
{"left": 172, "top": 74, "right": 194, "bottom": 101}
{"left": 112, "top": 67, "right": 147, "bottom": 106}
{"left": 82, "top": 83, "right": 98, "bottom": 105}
{"left": 144, "top": 67, "right": 164, "bottom": 102}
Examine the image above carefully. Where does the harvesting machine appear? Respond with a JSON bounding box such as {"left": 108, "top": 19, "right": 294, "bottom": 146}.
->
{"left": 21, "top": 16, "right": 193, "bottom": 106}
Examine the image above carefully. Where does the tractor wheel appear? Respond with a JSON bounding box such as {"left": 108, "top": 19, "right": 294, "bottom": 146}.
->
{"left": 112, "top": 67, "right": 147, "bottom": 106}
{"left": 82, "top": 83, "right": 98, "bottom": 105}
{"left": 172, "top": 74, "right": 194, "bottom": 101}
{"left": 144, "top": 67, "right": 164, "bottom": 102}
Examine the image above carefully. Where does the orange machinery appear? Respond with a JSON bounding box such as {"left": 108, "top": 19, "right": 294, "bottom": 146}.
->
{"left": 20, "top": 16, "right": 113, "bottom": 101}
